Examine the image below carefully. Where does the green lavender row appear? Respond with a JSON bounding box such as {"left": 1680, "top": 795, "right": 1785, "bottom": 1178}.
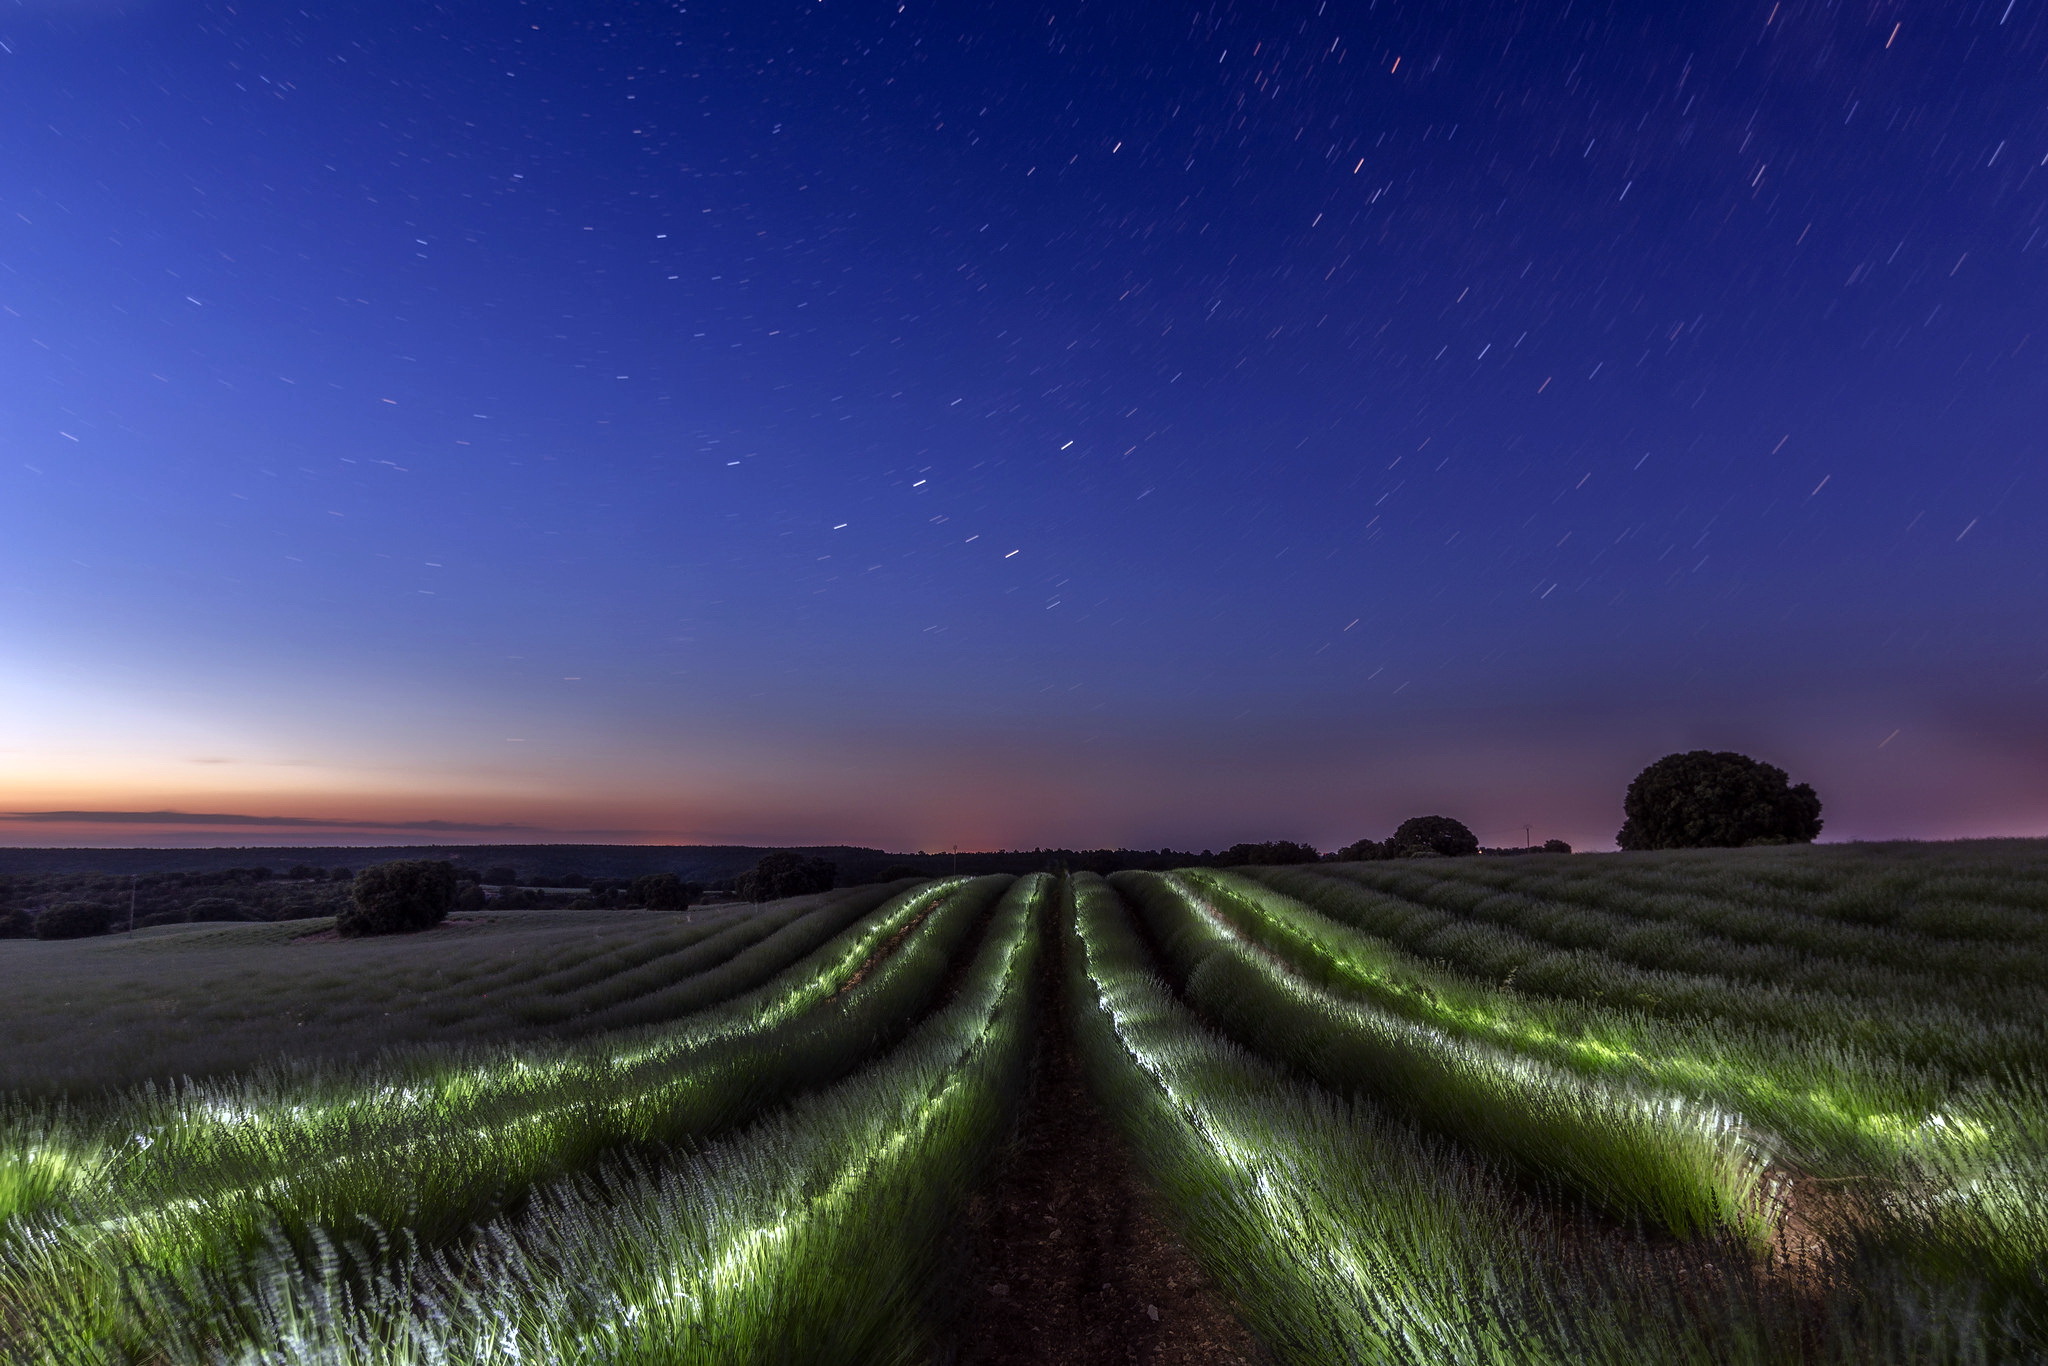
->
{"left": 1279, "top": 866, "right": 2048, "bottom": 1069}
{"left": 0, "top": 878, "right": 958, "bottom": 1232}
{"left": 126, "top": 872, "right": 1049, "bottom": 1366}
{"left": 1156, "top": 869, "right": 2048, "bottom": 1334}
{"left": 1112, "top": 870, "right": 1771, "bottom": 1238}
{"left": 1202, "top": 869, "right": 1992, "bottom": 1168}
{"left": 0, "top": 877, "right": 1010, "bottom": 1358}
{"left": 1063, "top": 873, "right": 1961, "bottom": 1366}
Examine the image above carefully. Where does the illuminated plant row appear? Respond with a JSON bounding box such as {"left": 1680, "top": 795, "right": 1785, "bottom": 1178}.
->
{"left": 1059, "top": 874, "right": 1913, "bottom": 1366}
{"left": 0, "top": 876, "right": 1013, "bottom": 1359}
{"left": 1192, "top": 869, "right": 1998, "bottom": 1169}
{"left": 131, "top": 873, "right": 1050, "bottom": 1366}
{"left": 1110, "top": 870, "right": 1771, "bottom": 1240}
{"left": 1143, "top": 870, "right": 2048, "bottom": 1333}
{"left": 1262, "top": 865, "right": 2048, "bottom": 1075}
{"left": 0, "top": 879, "right": 957, "bottom": 1232}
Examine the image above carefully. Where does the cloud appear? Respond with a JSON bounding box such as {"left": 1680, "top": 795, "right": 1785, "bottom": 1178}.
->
{"left": 0, "top": 810, "right": 538, "bottom": 833}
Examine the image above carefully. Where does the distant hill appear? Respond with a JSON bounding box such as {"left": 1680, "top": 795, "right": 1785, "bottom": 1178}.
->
{"left": 0, "top": 843, "right": 1224, "bottom": 883}
{"left": 0, "top": 844, "right": 894, "bottom": 883}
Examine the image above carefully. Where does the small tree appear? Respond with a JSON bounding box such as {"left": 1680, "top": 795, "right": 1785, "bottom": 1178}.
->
{"left": 339, "top": 860, "right": 457, "bottom": 938}
{"left": 0, "top": 908, "right": 34, "bottom": 939}
{"left": 1541, "top": 838, "right": 1573, "bottom": 854}
{"left": 629, "top": 872, "right": 694, "bottom": 911}
{"left": 1388, "top": 816, "right": 1479, "bottom": 859}
{"left": 1617, "top": 751, "right": 1822, "bottom": 850}
{"left": 34, "top": 901, "right": 114, "bottom": 940}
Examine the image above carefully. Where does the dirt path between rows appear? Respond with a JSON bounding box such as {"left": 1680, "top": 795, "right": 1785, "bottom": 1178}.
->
{"left": 946, "top": 946, "right": 1260, "bottom": 1366}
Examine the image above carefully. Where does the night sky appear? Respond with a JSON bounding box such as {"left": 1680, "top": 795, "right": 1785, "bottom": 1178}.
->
{"left": 3, "top": 0, "right": 2045, "bottom": 852}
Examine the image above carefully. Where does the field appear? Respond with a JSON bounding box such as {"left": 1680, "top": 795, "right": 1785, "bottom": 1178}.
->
{"left": 2, "top": 842, "right": 2046, "bottom": 1363}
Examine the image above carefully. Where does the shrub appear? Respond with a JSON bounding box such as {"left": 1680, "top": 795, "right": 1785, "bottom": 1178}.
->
{"left": 0, "top": 907, "right": 32, "bottom": 939}
{"left": 1616, "top": 752, "right": 1823, "bottom": 851}
{"left": 35, "top": 901, "right": 114, "bottom": 940}
{"left": 735, "top": 852, "right": 837, "bottom": 903}
{"left": 875, "top": 864, "right": 928, "bottom": 882}
{"left": 455, "top": 885, "right": 488, "bottom": 913}
{"left": 1542, "top": 839, "right": 1573, "bottom": 854}
{"left": 186, "top": 897, "right": 255, "bottom": 922}
{"left": 339, "top": 861, "right": 457, "bottom": 938}
{"left": 1388, "top": 816, "right": 1479, "bottom": 858}
{"left": 628, "top": 872, "right": 695, "bottom": 911}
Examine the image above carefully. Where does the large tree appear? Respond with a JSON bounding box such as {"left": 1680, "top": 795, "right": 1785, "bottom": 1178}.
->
{"left": 1616, "top": 751, "right": 1823, "bottom": 850}
{"left": 735, "top": 852, "right": 837, "bottom": 903}
{"left": 629, "top": 872, "right": 696, "bottom": 910}
{"left": 1387, "top": 816, "right": 1480, "bottom": 858}
{"left": 339, "top": 860, "right": 458, "bottom": 937}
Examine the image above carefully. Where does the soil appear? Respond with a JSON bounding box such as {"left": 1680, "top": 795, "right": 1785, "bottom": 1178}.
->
{"left": 946, "top": 948, "right": 1261, "bottom": 1366}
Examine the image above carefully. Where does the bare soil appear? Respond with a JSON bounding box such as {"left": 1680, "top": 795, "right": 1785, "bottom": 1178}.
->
{"left": 946, "top": 949, "right": 1260, "bottom": 1366}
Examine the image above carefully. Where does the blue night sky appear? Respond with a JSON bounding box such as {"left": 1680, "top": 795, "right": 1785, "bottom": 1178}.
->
{"left": 2, "top": 0, "right": 2045, "bottom": 851}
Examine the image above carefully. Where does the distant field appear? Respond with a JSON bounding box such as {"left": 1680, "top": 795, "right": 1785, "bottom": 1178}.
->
{"left": 0, "top": 890, "right": 894, "bottom": 1092}
{"left": 3, "top": 845, "right": 2046, "bottom": 1364}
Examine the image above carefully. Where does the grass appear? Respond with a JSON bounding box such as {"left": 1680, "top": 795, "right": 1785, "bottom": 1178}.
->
{"left": 1176, "top": 861, "right": 2048, "bottom": 1340}
{"left": 1110, "top": 869, "right": 1773, "bottom": 1239}
{"left": 0, "top": 882, "right": 923, "bottom": 1093}
{"left": 68, "top": 873, "right": 1052, "bottom": 1365}
{"left": 0, "top": 877, "right": 1010, "bottom": 1356}
{"left": 4, "top": 842, "right": 2047, "bottom": 1363}
{"left": 1063, "top": 872, "right": 1998, "bottom": 1365}
{"left": 1257, "top": 861, "right": 2048, "bottom": 1070}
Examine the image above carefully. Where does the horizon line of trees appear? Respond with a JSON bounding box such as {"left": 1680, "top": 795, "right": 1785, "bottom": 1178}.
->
{"left": 0, "top": 751, "right": 1824, "bottom": 940}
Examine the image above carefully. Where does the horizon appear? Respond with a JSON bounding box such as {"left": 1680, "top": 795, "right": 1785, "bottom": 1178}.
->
{"left": 5, "top": 2, "right": 2045, "bottom": 851}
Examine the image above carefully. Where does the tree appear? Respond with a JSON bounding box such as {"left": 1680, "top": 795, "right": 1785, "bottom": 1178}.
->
{"left": 1541, "top": 839, "right": 1573, "bottom": 854}
{"left": 0, "top": 908, "right": 33, "bottom": 939}
{"left": 629, "top": 872, "right": 695, "bottom": 911}
{"left": 455, "top": 884, "right": 488, "bottom": 913}
{"left": 35, "top": 901, "right": 114, "bottom": 940}
{"left": 1216, "top": 841, "right": 1322, "bottom": 867}
{"left": 339, "top": 860, "right": 457, "bottom": 938}
{"left": 1387, "top": 816, "right": 1479, "bottom": 859}
{"left": 482, "top": 866, "right": 519, "bottom": 886}
{"left": 1617, "top": 751, "right": 1822, "bottom": 850}
{"left": 735, "top": 852, "right": 837, "bottom": 903}
{"left": 1335, "top": 838, "right": 1391, "bottom": 862}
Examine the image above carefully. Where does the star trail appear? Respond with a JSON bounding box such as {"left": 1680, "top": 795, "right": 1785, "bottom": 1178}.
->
{"left": 1, "top": 0, "right": 2044, "bottom": 850}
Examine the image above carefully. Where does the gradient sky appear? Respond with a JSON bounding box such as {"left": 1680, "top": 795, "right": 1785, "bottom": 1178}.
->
{"left": 3, "top": 0, "right": 2045, "bottom": 852}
